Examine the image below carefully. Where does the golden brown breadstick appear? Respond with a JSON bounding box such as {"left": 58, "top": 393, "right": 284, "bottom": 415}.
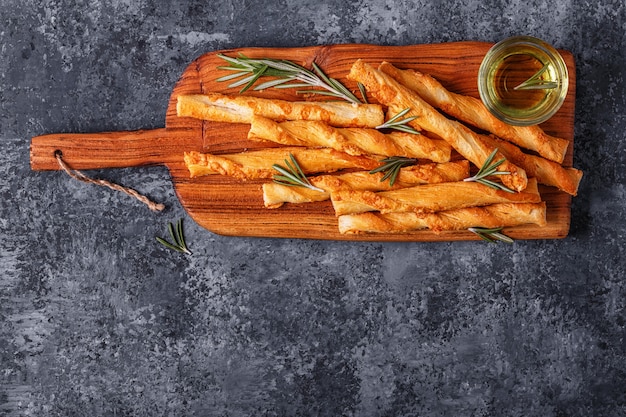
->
{"left": 176, "top": 93, "right": 385, "bottom": 127}
{"left": 330, "top": 178, "right": 541, "bottom": 216}
{"left": 341, "top": 130, "right": 451, "bottom": 162}
{"left": 247, "top": 115, "right": 364, "bottom": 155}
{"left": 183, "top": 147, "right": 380, "bottom": 179}
{"left": 337, "top": 202, "right": 547, "bottom": 234}
{"left": 378, "top": 63, "right": 570, "bottom": 163}
{"left": 481, "top": 135, "right": 582, "bottom": 196}
{"left": 262, "top": 160, "right": 470, "bottom": 208}
{"left": 347, "top": 59, "right": 528, "bottom": 192}
{"left": 248, "top": 115, "right": 452, "bottom": 162}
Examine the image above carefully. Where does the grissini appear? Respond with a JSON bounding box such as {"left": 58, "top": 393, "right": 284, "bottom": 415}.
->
{"left": 337, "top": 202, "right": 547, "bottom": 234}
{"left": 343, "top": 130, "right": 451, "bottom": 162}
{"left": 183, "top": 147, "right": 380, "bottom": 179}
{"left": 481, "top": 135, "right": 582, "bottom": 196}
{"left": 378, "top": 63, "right": 570, "bottom": 164}
{"left": 248, "top": 115, "right": 452, "bottom": 162}
{"left": 176, "top": 92, "right": 385, "bottom": 127}
{"left": 347, "top": 59, "right": 528, "bottom": 192}
{"left": 330, "top": 177, "right": 541, "bottom": 216}
{"left": 262, "top": 160, "right": 470, "bottom": 208}
{"left": 247, "top": 115, "right": 363, "bottom": 155}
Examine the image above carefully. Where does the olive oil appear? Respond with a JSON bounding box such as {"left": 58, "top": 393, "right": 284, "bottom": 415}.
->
{"left": 492, "top": 53, "right": 551, "bottom": 111}
{"left": 478, "top": 36, "right": 569, "bottom": 126}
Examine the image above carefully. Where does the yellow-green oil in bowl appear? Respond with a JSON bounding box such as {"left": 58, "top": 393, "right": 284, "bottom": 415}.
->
{"left": 478, "top": 36, "right": 568, "bottom": 126}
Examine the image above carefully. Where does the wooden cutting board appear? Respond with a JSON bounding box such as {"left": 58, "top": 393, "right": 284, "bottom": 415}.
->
{"left": 30, "top": 42, "right": 576, "bottom": 241}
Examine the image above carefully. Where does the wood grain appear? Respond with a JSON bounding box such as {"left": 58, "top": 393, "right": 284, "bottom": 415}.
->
{"left": 30, "top": 42, "right": 576, "bottom": 241}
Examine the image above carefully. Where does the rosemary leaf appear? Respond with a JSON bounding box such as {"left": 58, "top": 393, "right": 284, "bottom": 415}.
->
{"left": 468, "top": 227, "right": 514, "bottom": 243}
{"left": 311, "top": 61, "right": 333, "bottom": 85}
{"left": 388, "top": 124, "right": 420, "bottom": 134}
{"left": 376, "top": 108, "right": 421, "bottom": 135}
{"left": 255, "top": 77, "right": 297, "bottom": 90}
{"left": 227, "top": 73, "right": 259, "bottom": 89}
{"left": 272, "top": 153, "right": 325, "bottom": 192}
{"left": 294, "top": 90, "right": 347, "bottom": 98}
{"left": 328, "top": 76, "right": 359, "bottom": 101}
{"left": 176, "top": 220, "right": 189, "bottom": 253}
{"left": 386, "top": 107, "right": 411, "bottom": 122}
{"left": 156, "top": 237, "right": 187, "bottom": 253}
{"left": 156, "top": 219, "right": 192, "bottom": 255}
{"left": 514, "top": 63, "right": 558, "bottom": 90}
{"left": 358, "top": 82, "right": 368, "bottom": 104}
{"left": 216, "top": 71, "right": 252, "bottom": 82}
{"left": 168, "top": 222, "right": 178, "bottom": 245}
{"left": 369, "top": 156, "right": 418, "bottom": 186}
{"left": 239, "top": 64, "right": 268, "bottom": 93}
{"left": 464, "top": 148, "right": 515, "bottom": 193}
{"left": 217, "top": 53, "right": 250, "bottom": 67}
{"left": 274, "top": 82, "right": 312, "bottom": 89}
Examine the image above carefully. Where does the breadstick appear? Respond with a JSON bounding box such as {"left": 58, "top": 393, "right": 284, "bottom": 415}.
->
{"left": 331, "top": 178, "right": 541, "bottom": 216}
{"left": 183, "top": 147, "right": 380, "bottom": 179}
{"left": 248, "top": 115, "right": 452, "bottom": 162}
{"left": 378, "top": 63, "right": 570, "bottom": 163}
{"left": 347, "top": 129, "right": 451, "bottom": 162}
{"left": 337, "top": 202, "right": 547, "bottom": 234}
{"left": 248, "top": 115, "right": 364, "bottom": 155}
{"left": 176, "top": 93, "right": 385, "bottom": 127}
{"left": 263, "top": 186, "right": 330, "bottom": 208}
{"left": 481, "top": 135, "right": 582, "bottom": 196}
{"left": 262, "top": 160, "right": 470, "bottom": 208}
{"left": 347, "top": 59, "right": 528, "bottom": 192}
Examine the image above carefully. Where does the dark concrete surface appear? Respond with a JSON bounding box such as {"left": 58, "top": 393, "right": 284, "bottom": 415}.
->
{"left": 1, "top": 1, "right": 625, "bottom": 416}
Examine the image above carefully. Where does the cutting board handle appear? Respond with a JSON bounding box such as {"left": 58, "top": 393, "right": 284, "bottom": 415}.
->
{"left": 30, "top": 127, "right": 199, "bottom": 171}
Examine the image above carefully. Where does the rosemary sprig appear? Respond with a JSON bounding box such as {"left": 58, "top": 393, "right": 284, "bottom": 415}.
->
{"left": 514, "top": 63, "right": 558, "bottom": 90}
{"left": 156, "top": 219, "right": 191, "bottom": 255}
{"left": 375, "top": 108, "right": 420, "bottom": 134}
{"left": 357, "top": 82, "right": 369, "bottom": 104}
{"left": 468, "top": 227, "right": 514, "bottom": 243}
{"left": 369, "top": 156, "right": 418, "bottom": 186}
{"left": 272, "top": 153, "right": 325, "bottom": 192}
{"left": 464, "top": 148, "right": 515, "bottom": 193}
{"left": 216, "top": 54, "right": 363, "bottom": 104}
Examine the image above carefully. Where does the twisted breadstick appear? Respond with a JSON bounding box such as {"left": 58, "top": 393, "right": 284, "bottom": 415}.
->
{"left": 338, "top": 202, "right": 547, "bottom": 234}
{"left": 331, "top": 178, "right": 541, "bottom": 216}
{"left": 183, "top": 147, "right": 380, "bottom": 179}
{"left": 177, "top": 92, "right": 384, "bottom": 127}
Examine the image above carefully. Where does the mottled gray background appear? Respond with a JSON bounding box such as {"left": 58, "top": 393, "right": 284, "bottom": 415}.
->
{"left": 1, "top": 0, "right": 625, "bottom": 416}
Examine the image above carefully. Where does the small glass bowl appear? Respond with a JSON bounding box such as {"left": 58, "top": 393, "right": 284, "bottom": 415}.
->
{"left": 477, "top": 36, "right": 569, "bottom": 126}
